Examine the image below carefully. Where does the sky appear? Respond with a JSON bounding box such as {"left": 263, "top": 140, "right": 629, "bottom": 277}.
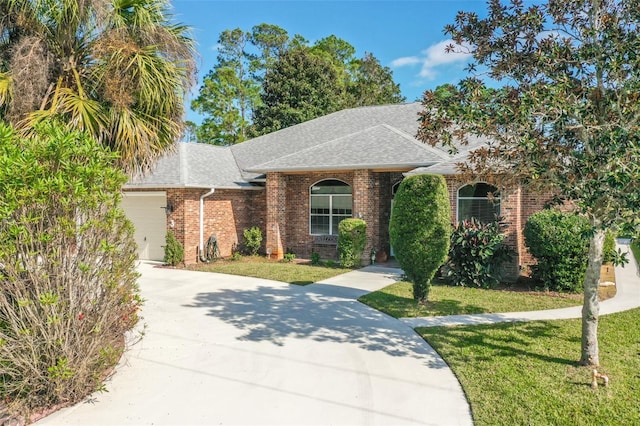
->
{"left": 170, "top": 0, "right": 493, "bottom": 124}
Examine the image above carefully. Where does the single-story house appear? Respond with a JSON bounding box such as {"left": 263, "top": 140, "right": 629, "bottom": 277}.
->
{"left": 123, "top": 102, "right": 550, "bottom": 279}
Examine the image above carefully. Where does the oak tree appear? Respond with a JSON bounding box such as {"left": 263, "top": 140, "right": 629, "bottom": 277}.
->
{"left": 418, "top": 0, "right": 640, "bottom": 366}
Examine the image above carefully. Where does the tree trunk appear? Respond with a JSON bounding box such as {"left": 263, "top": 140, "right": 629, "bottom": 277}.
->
{"left": 580, "top": 229, "right": 605, "bottom": 366}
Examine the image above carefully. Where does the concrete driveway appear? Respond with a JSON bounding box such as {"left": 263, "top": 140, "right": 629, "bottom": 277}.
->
{"left": 37, "top": 263, "right": 472, "bottom": 426}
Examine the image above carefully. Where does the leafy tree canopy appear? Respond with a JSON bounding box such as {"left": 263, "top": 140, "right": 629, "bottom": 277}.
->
{"left": 191, "top": 24, "right": 405, "bottom": 144}
{"left": 417, "top": 0, "right": 640, "bottom": 366}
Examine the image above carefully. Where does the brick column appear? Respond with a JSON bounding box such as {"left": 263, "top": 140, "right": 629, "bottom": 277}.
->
{"left": 266, "top": 172, "right": 286, "bottom": 260}
{"left": 500, "top": 185, "right": 521, "bottom": 281}
{"left": 352, "top": 169, "right": 375, "bottom": 265}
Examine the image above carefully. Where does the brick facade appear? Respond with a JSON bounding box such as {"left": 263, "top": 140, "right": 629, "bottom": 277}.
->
{"left": 139, "top": 171, "right": 551, "bottom": 278}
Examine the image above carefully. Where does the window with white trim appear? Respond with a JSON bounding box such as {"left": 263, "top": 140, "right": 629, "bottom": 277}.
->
{"left": 310, "top": 179, "right": 352, "bottom": 235}
{"left": 457, "top": 183, "right": 500, "bottom": 223}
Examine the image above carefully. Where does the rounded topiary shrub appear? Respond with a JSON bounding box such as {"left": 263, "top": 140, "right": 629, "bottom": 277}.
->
{"left": 524, "top": 209, "right": 591, "bottom": 292}
{"left": 0, "top": 123, "right": 140, "bottom": 417}
{"left": 337, "top": 218, "right": 367, "bottom": 268}
{"left": 389, "top": 174, "right": 451, "bottom": 302}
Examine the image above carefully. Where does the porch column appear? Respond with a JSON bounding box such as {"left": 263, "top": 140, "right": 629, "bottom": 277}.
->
{"left": 353, "top": 169, "right": 375, "bottom": 265}
{"left": 266, "top": 172, "right": 286, "bottom": 260}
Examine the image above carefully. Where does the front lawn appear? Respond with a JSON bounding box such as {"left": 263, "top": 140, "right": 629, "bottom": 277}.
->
{"left": 358, "top": 281, "right": 582, "bottom": 318}
{"left": 187, "top": 256, "right": 347, "bottom": 285}
{"left": 418, "top": 307, "right": 640, "bottom": 425}
{"left": 631, "top": 241, "right": 640, "bottom": 267}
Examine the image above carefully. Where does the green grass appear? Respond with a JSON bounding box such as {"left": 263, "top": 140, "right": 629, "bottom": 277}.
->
{"left": 418, "top": 308, "right": 640, "bottom": 425}
{"left": 187, "top": 256, "right": 347, "bottom": 285}
{"left": 358, "top": 281, "right": 582, "bottom": 318}
{"left": 631, "top": 241, "right": 640, "bottom": 267}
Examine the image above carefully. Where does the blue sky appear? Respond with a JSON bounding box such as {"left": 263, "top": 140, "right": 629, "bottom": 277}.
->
{"left": 171, "top": 0, "right": 491, "bottom": 124}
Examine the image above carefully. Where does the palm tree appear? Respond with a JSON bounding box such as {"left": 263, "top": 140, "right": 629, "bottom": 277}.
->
{"left": 0, "top": 0, "right": 195, "bottom": 175}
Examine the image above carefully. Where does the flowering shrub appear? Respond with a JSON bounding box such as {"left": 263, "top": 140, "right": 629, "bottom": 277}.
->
{"left": 0, "top": 123, "right": 140, "bottom": 418}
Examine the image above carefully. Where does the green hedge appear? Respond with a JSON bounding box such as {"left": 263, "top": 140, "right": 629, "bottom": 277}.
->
{"left": 524, "top": 209, "right": 591, "bottom": 292}
{"left": 164, "top": 230, "right": 184, "bottom": 266}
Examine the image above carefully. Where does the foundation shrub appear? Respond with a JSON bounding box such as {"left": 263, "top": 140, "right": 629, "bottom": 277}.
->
{"left": 389, "top": 174, "right": 451, "bottom": 302}
{"left": 444, "top": 218, "right": 513, "bottom": 289}
{"left": 337, "top": 218, "right": 367, "bottom": 268}
{"left": 0, "top": 123, "right": 141, "bottom": 418}
{"left": 524, "top": 209, "right": 591, "bottom": 292}
{"left": 164, "top": 230, "right": 184, "bottom": 266}
{"left": 243, "top": 226, "right": 263, "bottom": 255}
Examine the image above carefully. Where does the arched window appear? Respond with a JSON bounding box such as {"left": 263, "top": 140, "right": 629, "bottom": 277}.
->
{"left": 310, "top": 179, "right": 352, "bottom": 235}
{"left": 457, "top": 183, "right": 500, "bottom": 223}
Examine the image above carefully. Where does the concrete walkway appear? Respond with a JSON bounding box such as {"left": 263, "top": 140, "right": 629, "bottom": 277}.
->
{"left": 37, "top": 264, "right": 471, "bottom": 425}
{"left": 402, "top": 242, "right": 640, "bottom": 328}
{"left": 35, "top": 244, "right": 639, "bottom": 425}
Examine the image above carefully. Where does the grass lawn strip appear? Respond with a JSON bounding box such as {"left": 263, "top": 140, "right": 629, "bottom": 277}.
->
{"left": 417, "top": 307, "right": 640, "bottom": 426}
{"left": 358, "top": 281, "right": 582, "bottom": 318}
{"left": 631, "top": 241, "right": 640, "bottom": 269}
{"left": 187, "top": 256, "right": 347, "bottom": 285}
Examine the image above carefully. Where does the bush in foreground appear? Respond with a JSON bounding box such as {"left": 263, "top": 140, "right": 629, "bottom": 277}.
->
{"left": 0, "top": 123, "right": 141, "bottom": 418}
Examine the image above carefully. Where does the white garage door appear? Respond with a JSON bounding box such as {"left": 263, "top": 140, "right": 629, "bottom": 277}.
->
{"left": 121, "top": 192, "right": 167, "bottom": 261}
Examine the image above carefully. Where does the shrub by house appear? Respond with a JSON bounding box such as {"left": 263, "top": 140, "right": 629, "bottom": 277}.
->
{"left": 389, "top": 174, "right": 451, "bottom": 302}
{"left": 337, "top": 218, "right": 367, "bottom": 267}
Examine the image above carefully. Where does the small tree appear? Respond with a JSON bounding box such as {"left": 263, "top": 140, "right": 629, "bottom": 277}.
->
{"left": 0, "top": 122, "right": 140, "bottom": 417}
{"left": 389, "top": 174, "right": 451, "bottom": 303}
{"left": 524, "top": 210, "right": 591, "bottom": 293}
{"left": 337, "top": 218, "right": 367, "bottom": 268}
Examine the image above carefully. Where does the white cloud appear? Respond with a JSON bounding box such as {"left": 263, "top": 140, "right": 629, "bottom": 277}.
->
{"left": 390, "top": 56, "right": 421, "bottom": 67}
{"left": 391, "top": 39, "right": 471, "bottom": 81}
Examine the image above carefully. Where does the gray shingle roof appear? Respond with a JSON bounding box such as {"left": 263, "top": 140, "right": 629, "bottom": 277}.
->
{"left": 246, "top": 124, "right": 450, "bottom": 172}
{"left": 125, "top": 142, "right": 258, "bottom": 190}
{"left": 126, "top": 102, "right": 490, "bottom": 189}
{"left": 232, "top": 102, "right": 448, "bottom": 176}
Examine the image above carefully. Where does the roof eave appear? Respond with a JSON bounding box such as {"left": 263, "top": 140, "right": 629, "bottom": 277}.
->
{"left": 246, "top": 162, "right": 438, "bottom": 173}
{"left": 123, "top": 183, "right": 264, "bottom": 191}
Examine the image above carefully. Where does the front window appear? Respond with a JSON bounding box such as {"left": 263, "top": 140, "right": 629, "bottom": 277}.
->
{"left": 310, "top": 179, "right": 352, "bottom": 235}
{"left": 457, "top": 183, "right": 500, "bottom": 223}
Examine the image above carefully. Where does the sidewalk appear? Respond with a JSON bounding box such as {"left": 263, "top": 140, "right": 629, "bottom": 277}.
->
{"left": 401, "top": 242, "right": 640, "bottom": 328}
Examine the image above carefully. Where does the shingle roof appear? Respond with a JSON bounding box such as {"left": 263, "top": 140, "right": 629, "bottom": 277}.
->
{"left": 231, "top": 102, "right": 449, "bottom": 177}
{"left": 246, "top": 124, "right": 450, "bottom": 172}
{"left": 126, "top": 102, "right": 489, "bottom": 189}
{"left": 124, "top": 142, "right": 258, "bottom": 190}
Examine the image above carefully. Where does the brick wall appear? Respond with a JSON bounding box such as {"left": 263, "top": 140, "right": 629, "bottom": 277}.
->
{"left": 167, "top": 188, "right": 265, "bottom": 264}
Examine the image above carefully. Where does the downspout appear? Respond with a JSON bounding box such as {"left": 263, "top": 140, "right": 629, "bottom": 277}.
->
{"left": 199, "top": 188, "right": 215, "bottom": 261}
